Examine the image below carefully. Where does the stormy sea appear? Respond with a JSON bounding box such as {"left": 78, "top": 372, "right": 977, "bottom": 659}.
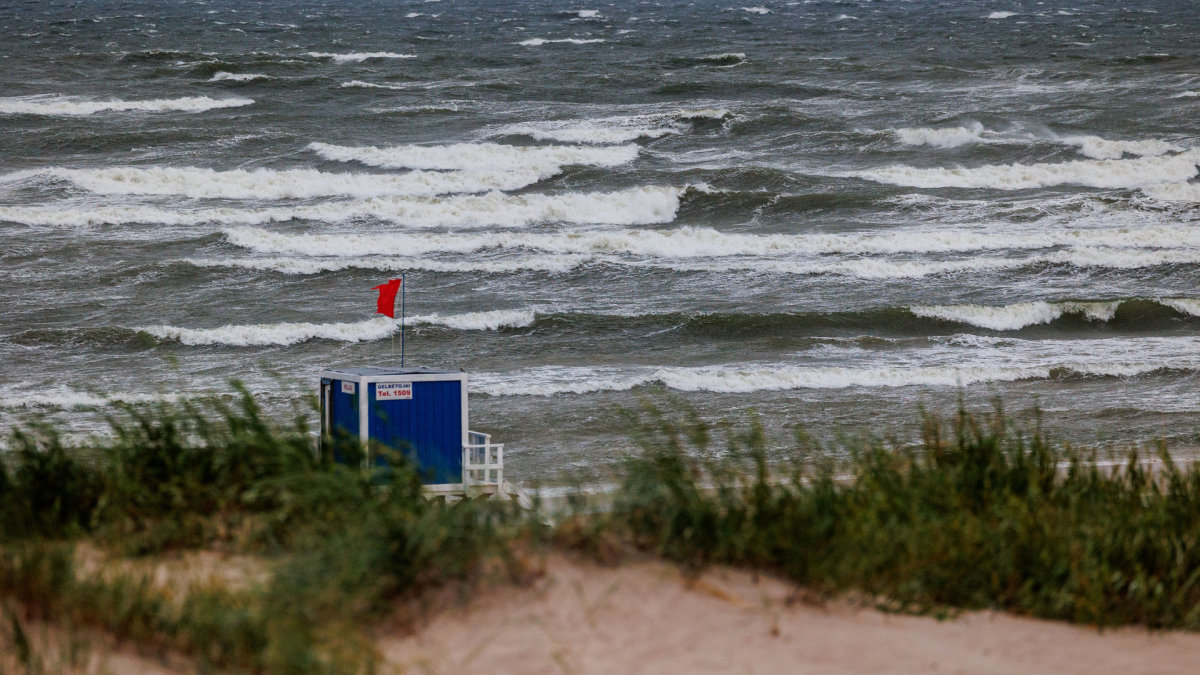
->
{"left": 2, "top": 0, "right": 1199, "bottom": 479}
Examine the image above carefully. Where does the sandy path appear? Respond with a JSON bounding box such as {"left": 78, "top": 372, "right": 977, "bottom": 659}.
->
{"left": 380, "top": 554, "right": 1200, "bottom": 674}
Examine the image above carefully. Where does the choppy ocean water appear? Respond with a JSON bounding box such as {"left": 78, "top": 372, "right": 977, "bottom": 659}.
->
{"left": 2, "top": 0, "right": 1199, "bottom": 479}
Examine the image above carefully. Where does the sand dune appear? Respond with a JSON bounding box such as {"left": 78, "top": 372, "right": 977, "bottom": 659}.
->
{"left": 381, "top": 555, "right": 1200, "bottom": 674}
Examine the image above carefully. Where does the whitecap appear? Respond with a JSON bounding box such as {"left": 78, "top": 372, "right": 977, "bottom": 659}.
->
{"left": 517, "top": 37, "right": 606, "bottom": 46}
{"left": 0, "top": 186, "right": 683, "bottom": 228}
{"left": 895, "top": 122, "right": 985, "bottom": 148}
{"left": 910, "top": 300, "right": 1122, "bottom": 331}
{"left": 307, "top": 140, "right": 638, "bottom": 173}
{"left": 185, "top": 255, "right": 586, "bottom": 275}
{"left": 856, "top": 149, "right": 1200, "bottom": 190}
{"left": 144, "top": 310, "right": 536, "bottom": 346}
{"left": 208, "top": 71, "right": 270, "bottom": 82}
{"left": 1051, "top": 134, "right": 1183, "bottom": 160}
{"left": 0, "top": 95, "right": 253, "bottom": 116}
{"left": 219, "top": 224, "right": 1200, "bottom": 258}
{"left": 307, "top": 51, "right": 416, "bottom": 62}
{"left": 1141, "top": 182, "right": 1200, "bottom": 202}
{"left": 18, "top": 165, "right": 550, "bottom": 199}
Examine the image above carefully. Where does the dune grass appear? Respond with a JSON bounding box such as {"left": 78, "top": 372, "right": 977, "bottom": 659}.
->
{"left": 0, "top": 387, "right": 529, "bottom": 672}
{"left": 607, "top": 399, "right": 1200, "bottom": 628}
{"left": 2, "top": 389, "right": 1200, "bottom": 671}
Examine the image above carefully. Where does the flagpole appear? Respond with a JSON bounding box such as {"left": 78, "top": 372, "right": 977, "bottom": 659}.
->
{"left": 400, "top": 274, "right": 406, "bottom": 368}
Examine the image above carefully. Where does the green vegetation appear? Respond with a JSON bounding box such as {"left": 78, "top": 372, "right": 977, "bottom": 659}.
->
{"left": 608, "top": 400, "right": 1200, "bottom": 628}
{"left": 0, "top": 388, "right": 529, "bottom": 673}
{"left": 3, "top": 389, "right": 1200, "bottom": 671}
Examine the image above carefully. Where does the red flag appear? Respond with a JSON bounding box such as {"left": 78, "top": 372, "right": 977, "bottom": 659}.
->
{"left": 373, "top": 278, "right": 403, "bottom": 318}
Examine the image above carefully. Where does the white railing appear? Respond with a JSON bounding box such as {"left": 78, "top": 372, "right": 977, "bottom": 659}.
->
{"left": 463, "top": 430, "right": 503, "bottom": 489}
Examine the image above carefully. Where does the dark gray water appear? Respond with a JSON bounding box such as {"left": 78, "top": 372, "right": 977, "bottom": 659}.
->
{"left": 3, "top": 0, "right": 1200, "bottom": 478}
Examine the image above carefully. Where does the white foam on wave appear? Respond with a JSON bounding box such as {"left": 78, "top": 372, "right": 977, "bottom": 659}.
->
{"left": 497, "top": 108, "right": 730, "bottom": 144}
{"left": 649, "top": 247, "right": 1200, "bottom": 279}
{"left": 474, "top": 332, "right": 1200, "bottom": 396}
{"left": 1052, "top": 134, "right": 1183, "bottom": 160}
{"left": 857, "top": 149, "right": 1200, "bottom": 190}
{"left": 1174, "top": 91, "right": 1200, "bottom": 98}
{"left": 1048, "top": 247, "right": 1200, "bottom": 270}
{"left": 701, "top": 52, "right": 746, "bottom": 62}
{"left": 18, "top": 166, "right": 549, "bottom": 199}
{"left": 575, "top": 9, "right": 601, "bottom": 18}
{"left": 341, "top": 80, "right": 409, "bottom": 90}
{"left": 186, "top": 254, "right": 586, "bottom": 275}
{"left": 1141, "top": 182, "right": 1200, "bottom": 202}
{"left": 307, "top": 51, "right": 416, "bottom": 62}
{"left": 0, "top": 390, "right": 181, "bottom": 409}
{"left": 144, "top": 310, "right": 535, "bottom": 346}
{"left": 472, "top": 363, "right": 1072, "bottom": 397}
{"left": 221, "top": 224, "right": 1200, "bottom": 259}
{"left": 650, "top": 256, "right": 1022, "bottom": 279}
{"left": 0, "top": 95, "right": 253, "bottom": 116}
{"left": 495, "top": 116, "right": 683, "bottom": 144}
{"left": 678, "top": 108, "right": 732, "bottom": 120}
{"left": 518, "top": 38, "right": 606, "bottom": 46}
{"left": 0, "top": 186, "right": 682, "bottom": 228}
{"left": 343, "top": 79, "right": 479, "bottom": 92}
{"left": 741, "top": 6, "right": 771, "bottom": 15}
{"left": 208, "top": 72, "right": 269, "bottom": 82}
{"left": 308, "top": 140, "right": 638, "bottom": 173}
{"left": 892, "top": 124, "right": 1184, "bottom": 160}
{"left": 1159, "top": 298, "right": 1200, "bottom": 317}
{"left": 895, "top": 122, "right": 985, "bottom": 148}
{"left": 910, "top": 301, "right": 1122, "bottom": 331}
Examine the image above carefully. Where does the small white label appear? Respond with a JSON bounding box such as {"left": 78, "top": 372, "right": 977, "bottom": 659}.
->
{"left": 376, "top": 382, "right": 413, "bottom": 400}
{"left": 341, "top": 381, "right": 355, "bottom": 394}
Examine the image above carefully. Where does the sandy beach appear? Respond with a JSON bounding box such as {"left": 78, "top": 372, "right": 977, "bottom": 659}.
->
{"left": 381, "top": 554, "right": 1200, "bottom": 674}
{"left": 7, "top": 551, "right": 1200, "bottom": 674}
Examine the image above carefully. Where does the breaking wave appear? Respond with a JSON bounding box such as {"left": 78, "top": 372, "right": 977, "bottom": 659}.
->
{"left": 144, "top": 309, "right": 536, "bottom": 346}
{"left": 493, "top": 108, "right": 729, "bottom": 144}
{"left": 0, "top": 186, "right": 682, "bottom": 228}
{"left": 1142, "top": 182, "right": 1200, "bottom": 202}
{"left": 641, "top": 248, "right": 1200, "bottom": 279}
{"left": 856, "top": 149, "right": 1200, "bottom": 189}
{"left": 307, "top": 51, "right": 416, "bottom": 62}
{"left": 701, "top": 52, "right": 746, "bottom": 64}
{"left": 912, "top": 301, "right": 1119, "bottom": 331}
{"left": 0, "top": 390, "right": 181, "bottom": 409}
{"left": 517, "top": 38, "right": 606, "bottom": 46}
{"left": 14, "top": 166, "right": 550, "bottom": 199}
{"left": 895, "top": 122, "right": 985, "bottom": 148}
{"left": 0, "top": 95, "right": 254, "bottom": 116}
{"left": 1052, "top": 134, "right": 1183, "bottom": 160}
{"left": 307, "top": 141, "right": 638, "bottom": 173}
{"left": 219, "top": 223, "right": 1200, "bottom": 259}
{"left": 472, "top": 361, "right": 1170, "bottom": 397}
{"left": 892, "top": 124, "right": 1184, "bottom": 159}
{"left": 208, "top": 72, "right": 270, "bottom": 82}
{"left": 185, "top": 254, "right": 586, "bottom": 275}
{"left": 496, "top": 119, "right": 680, "bottom": 144}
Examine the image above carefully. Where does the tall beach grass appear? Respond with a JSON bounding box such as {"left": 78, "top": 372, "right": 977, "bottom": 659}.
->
{"left": 3, "top": 388, "right": 1200, "bottom": 671}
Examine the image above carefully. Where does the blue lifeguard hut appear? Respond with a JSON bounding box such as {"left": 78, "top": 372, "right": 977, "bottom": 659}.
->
{"left": 318, "top": 366, "right": 504, "bottom": 496}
